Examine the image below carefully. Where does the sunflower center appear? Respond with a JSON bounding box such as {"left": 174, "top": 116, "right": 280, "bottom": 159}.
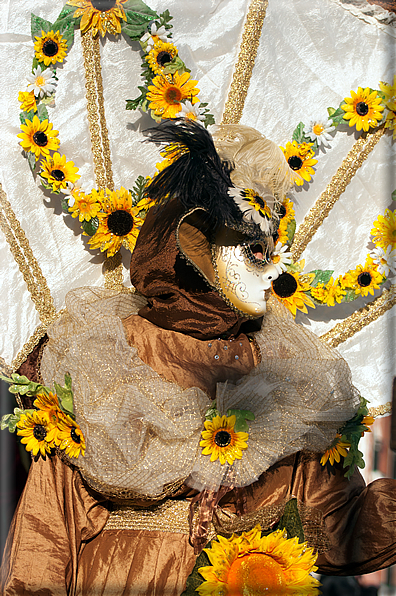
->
{"left": 107, "top": 209, "right": 134, "bottom": 236}
{"left": 357, "top": 272, "right": 372, "bottom": 287}
{"left": 33, "top": 424, "right": 47, "bottom": 441}
{"left": 91, "top": 0, "right": 117, "bottom": 10}
{"left": 272, "top": 272, "right": 298, "bottom": 298}
{"left": 214, "top": 430, "right": 232, "bottom": 448}
{"left": 51, "top": 169, "right": 65, "bottom": 181}
{"left": 227, "top": 553, "right": 286, "bottom": 595}
{"left": 165, "top": 86, "right": 183, "bottom": 104}
{"left": 313, "top": 123, "right": 324, "bottom": 135}
{"left": 42, "top": 39, "right": 59, "bottom": 57}
{"left": 356, "top": 101, "right": 369, "bottom": 116}
{"left": 288, "top": 155, "right": 303, "bottom": 171}
{"left": 70, "top": 427, "right": 81, "bottom": 444}
{"left": 33, "top": 131, "right": 48, "bottom": 147}
{"left": 156, "top": 51, "right": 172, "bottom": 67}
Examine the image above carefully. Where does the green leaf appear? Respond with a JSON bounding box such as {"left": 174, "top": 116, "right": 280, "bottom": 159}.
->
{"left": 31, "top": 14, "right": 52, "bottom": 39}
{"left": 392, "top": 189, "right": 396, "bottom": 202}
{"left": 203, "top": 113, "right": 215, "bottom": 128}
{"left": 53, "top": 16, "right": 75, "bottom": 49}
{"left": 37, "top": 103, "right": 49, "bottom": 122}
{"left": 291, "top": 122, "right": 308, "bottom": 144}
{"left": 81, "top": 216, "right": 99, "bottom": 237}
{"left": 278, "top": 498, "right": 304, "bottom": 542}
{"left": 61, "top": 198, "right": 70, "bottom": 214}
{"left": 327, "top": 106, "right": 336, "bottom": 117}
{"left": 150, "top": 109, "right": 163, "bottom": 123}
{"left": 205, "top": 401, "right": 221, "bottom": 421}
{"left": 27, "top": 152, "right": 37, "bottom": 173}
{"left": 122, "top": 1, "right": 158, "bottom": 40}
{"left": 53, "top": 375, "right": 74, "bottom": 416}
{"left": 310, "top": 269, "right": 334, "bottom": 287}
{"left": 286, "top": 218, "right": 296, "bottom": 245}
{"left": 56, "top": 4, "right": 77, "bottom": 20}
{"left": 126, "top": 87, "right": 147, "bottom": 111}
{"left": 158, "top": 9, "right": 173, "bottom": 27}
{"left": 226, "top": 409, "right": 255, "bottom": 433}
{"left": 329, "top": 106, "right": 345, "bottom": 127}
{"left": 131, "top": 175, "right": 149, "bottom": 205}
{"left": 163, "top": 56, "right": 187, "bottom": 75}
{"left": 343, "top": 288, "right": 357, "bottom": 303}
{"left": 180, "top": 546, "right": 211, "bottom": 596}
{"left": 19, "top": 110, "right": 35, "bottom": 125}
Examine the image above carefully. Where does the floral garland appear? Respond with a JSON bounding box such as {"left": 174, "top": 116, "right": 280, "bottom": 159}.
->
{"left": 0, "top": 372, "right": 85, "bottom": 459}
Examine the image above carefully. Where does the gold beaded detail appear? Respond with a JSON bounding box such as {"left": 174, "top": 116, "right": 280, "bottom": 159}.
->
{"left": 368, "top": 402, "right": 392, "bottom": 418}
{"left": 104, "top": 499, "right": 192, "bottom": 534}
{"left": 291, "top": 126, "right": 385, "bottom": 261}
{"left": 221, "top": 0, "right": 269, "bottom": 124}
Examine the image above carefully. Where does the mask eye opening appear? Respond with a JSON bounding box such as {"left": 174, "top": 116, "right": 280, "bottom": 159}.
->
{"left": 241, "top": 242, "right": 271, "bottom": 268}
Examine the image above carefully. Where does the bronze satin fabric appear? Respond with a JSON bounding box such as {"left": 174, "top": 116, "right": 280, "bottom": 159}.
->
{"left": 129, "top": 200, "right": 256, "bottom": 340}
{"left": 2, "top": 452, "right": 396, "bottom": 595}
{"left": 122, "top": 314, "right": 258, "bottom": 398}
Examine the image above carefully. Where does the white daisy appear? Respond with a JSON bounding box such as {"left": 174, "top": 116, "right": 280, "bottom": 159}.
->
{"left": 303, "top": 117, "right": 335, "bottom": 148}
{"left": 141, "top": 23, "right": 168, "bottom": 49}
{"left": 176, "top": 101, "right": 205, "bottom": 123}
{"left": 370, "top": 245, "right": 396, "bottom": 277}
{"left": 228, "top": 186, "right": 275, "bottom": 234}
{"left": 271, "top": 242, "right": 293, "bottom": 274}
{"left": 27, "top": 66, "right": 57, "bottom": 98}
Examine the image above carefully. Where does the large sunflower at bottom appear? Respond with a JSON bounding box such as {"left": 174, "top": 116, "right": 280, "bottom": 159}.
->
{"left": 200, "top": 415, "right": 248, "bottom": 466}
{"left": 271, "top": 270, "right": 315, "bottom": 316}
{"left": 147, "top": 72, "right": 200, "bottom": 119}
{"left": 16, "top": 410, "right": 56, "bottom": 458}
{"left": 67, "top": 0, "right": 128, "bottom": 37}
{"left": 197, "top": 525, "right": 320, "bottom": 596}
{"left": 34, "top": 30, "right": 68, "bottom": 66}
{"left": 341, "top": 87, "right": 384, "bottom": 132}
{"left": 280, "top": 141, "right": 317, "bottom": 187}
{"left": 18, "top": 115, "right": 60, "bottom": 160}
{"left": 88, "top": 187, "right": 144, "bottom": 256}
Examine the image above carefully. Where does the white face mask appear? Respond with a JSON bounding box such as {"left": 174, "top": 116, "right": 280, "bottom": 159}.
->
{"left": 213, "top": 243, "right": 279, "bottom": 316}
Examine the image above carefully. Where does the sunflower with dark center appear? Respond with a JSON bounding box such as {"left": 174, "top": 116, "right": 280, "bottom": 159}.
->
{"left": 342, "top": 257, "right": 383, "bottom": 297}
{"left": 146, "top": 41, "right": 178, "bottom": 75}
{"left": 200, "top": 415, "right": 248, "bottom": 466}
{"left": 18, "top": 115, "right": 60, "bottom": 160}
{"left": 89, "top": 187, "right": 145, "bottom": 256}
{"left": 67, "top": 0, "right": 128, "bottom": 37}
{"left": 271, "top": 270, "right": 315, "bottom": 316}
{"left": 280, "top": 140, "right": 317, "bottom": 186}
{"left": 40, "top": 152, "right": 80, "bottom": 192}
{"left": 147, "top": 71, "right": 200, "bottom": 119}
{"left": 16, "top": 410, "right": 56, "bottom": 458}
{"left": 54, "top": 412, "right": 86, "bottom": 459}
{"left": 341, "top": 87, "right": 384, "bottom": 132}
{"left": 34, "top": 30, "right": 68, "bottom": 66}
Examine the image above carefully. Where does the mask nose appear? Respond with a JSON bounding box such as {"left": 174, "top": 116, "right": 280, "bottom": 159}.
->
{"left": 261, "top": 264, "right": 279, "bottom": 289}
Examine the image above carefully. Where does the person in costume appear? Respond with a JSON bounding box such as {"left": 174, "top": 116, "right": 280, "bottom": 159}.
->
{"left": 1, "top": 121, "right": 396, "bottom": 596}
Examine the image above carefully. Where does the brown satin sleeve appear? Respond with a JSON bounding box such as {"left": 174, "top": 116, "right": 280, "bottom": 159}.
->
{"left": 0, "top": 455, "right": 109, "bottom": 596}
{"left": 122, "top": 314, "right": 257, "bottom": 398}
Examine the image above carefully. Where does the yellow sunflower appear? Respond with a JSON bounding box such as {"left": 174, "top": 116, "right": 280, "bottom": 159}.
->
{"left": 280, "top": 141, "right": 318, "bottom": 186}
{"left": 34, "top": 30, "right": 68, "bottom": 66}
{"left": 16, "top": 410, "right": 56, "bottom": 457}
{"left": 384, "top": 100, "right": 396, "bottom": 140}
{"left": 34, "top": 391, "right": 61, "bottom": 425}
{"left": 68, "top": 189, "right": 102, "bottom": 222}
{"left": 379, "top": 75, "right": 396, "bottom": 102}
{"left": 88, "top": 186, "right": 144, "bottom": 256}
{"left": 200, "top": 415, "right": 248, "bottom": 466}
{"left": 271, "top": 270, "right": 315, "bottom": 316}
{"left": 147, "top": 72, "right": 200, "bottom": 119}
{"left": 311, "top": 277, "right": 346, "bottom": 306}
{"left": 341, "top": 87, "right": 384, "bottom": 132}
{"left": 371, "top": 208, "right": 396, "bottom": 250}
{"left": 18, "top": 90, "right": 37, "bottom": 113}
{"left": 320, "top": 435, "right": 351, "bottom": 467}
{"left": 54, "top": 412, "right": 86, "bottom": 458}
{"left": 146, "top": 40, "right": 178, "bottom": 75}
{"left": 276, "top": 197, "right": 295, "bottom": 244}
{"left": 342, "top": 257, "right": 383, "bottom": 297}
{"left": 67, "top": 0, "right": 128, "bottom": 37}
{"left": 361, "top": 415, "right": 374, "bottom": 435}
{"left": 40, "top": 152, "right": 80, "bottom": 192}
{"left": 18, "top": 115, "right": 60, "bottom": 160}
{"left": 197, "top": 525, "right": 320, "bottom": 596}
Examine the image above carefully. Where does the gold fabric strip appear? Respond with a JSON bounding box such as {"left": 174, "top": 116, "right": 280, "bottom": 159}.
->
{"left": 369, "top": 402, "right": 392, "bottom": 418}
{"left": 104, "top": 500, "right": 192, "bottom": 534}
{"left": 221, "top": 0, "right": 269, "bottom": 124}
{"left": 291, "top": 126, "right": 385, "bottom": 261}
{"left": 320, "top": 286, "right": 395, "bottom": 348}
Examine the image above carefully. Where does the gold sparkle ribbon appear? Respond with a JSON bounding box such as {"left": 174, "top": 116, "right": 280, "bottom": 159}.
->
{"left": 221, "top": 0, "right": 269, "bottom": 124}
{"left": 291, "top": 126, "right": 385, "bottom": 261}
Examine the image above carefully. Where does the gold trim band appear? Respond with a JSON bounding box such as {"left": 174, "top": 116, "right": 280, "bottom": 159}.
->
{"left": 104, "top": 499, "right": 192, "bottom": 534}
{"left": 221, "top": 0, "right": 269, "bottom": 124}
{"left": 369, "top": 402, "right": 392, "bottom": 418}
{"left": 291, "top": 126, "right": 385, "bottom": 261}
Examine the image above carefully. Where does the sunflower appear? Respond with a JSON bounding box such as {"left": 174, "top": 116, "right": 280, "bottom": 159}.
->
{"left": 34, "top": 391, "right": 61, "bottom": 425}
{"left": 67, "top": 0, "right": 128, "bottom": 37}
{"left": 18, "top": 90, "right": 37, "bottom": 113}
{"left": 18, "top": 115, "right": 60, "bottom": 160}
{"left": 200, "top": 415, "right": 249, "bottom": 466}
{"left": 361, "top": 415, "right": 374, "bottom": 435}
{"left": 54, "top": 412, "right": 86, "bottom": 458}
{"left": 280, "top": 141, "right": 317, "bottom": 186}
{"left": 68, "top": 189, "right": 102, "bottom": 222}
{"left": 271, "top": 270, "right": 315, "bottom": 316}
{"left": 379, "top": 75, "right": 396, "bottom": 103}
{"left": 310, "top": 277, "right": 346, "bottom": 306}
{"left": 229, "top": 187, "right": 273, "bottom": 233}
{"left": 34, "top": 30, "right": 68, "bottom": 66}
{"left": 342, "top": 257, "right": 383, "bottom": 297}
{"left": 341, "top": 87, "right": 384, "bottom": 132}
{"left": 88, "top": 187, "right": 144, "bottom": 256}
{"left": 146, "top": 40, "right": 178, "bottom": 75}
{"left": 371, "top": 208, "right": 396, "bottom": 251}
{"left": 147, "top": 72, "right": 200, "bottom": 119}
{"left": 320, "top": 435, "right": 351, "bottom": 467}
{"left": 40, "top": 152, "right": 80, "bottom": 192}
{"left": 16, "top": 410, "right": 56, "bottom": 457}
{"left": 197, "top": 525, "right": 320, "bottom": 596}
